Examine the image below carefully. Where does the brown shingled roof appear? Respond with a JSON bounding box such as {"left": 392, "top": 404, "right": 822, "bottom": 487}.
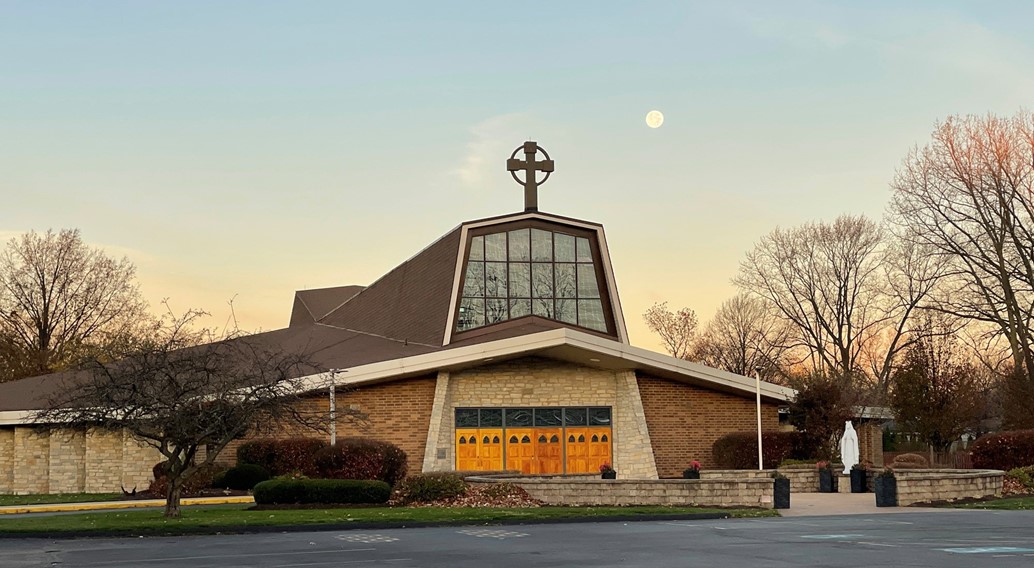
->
{"left": 289, "top": 285, "right": 365, "bottom": 327}
{"left": 317, "top": 228, "right": 461, "bottom": 347}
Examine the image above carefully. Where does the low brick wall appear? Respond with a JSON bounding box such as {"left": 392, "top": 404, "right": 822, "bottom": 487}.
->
{"left": 471, "top": 476, "right": 774, "bottom": 508}
{"left": 894, "top": 469, "right": 1003, "bottom": 506}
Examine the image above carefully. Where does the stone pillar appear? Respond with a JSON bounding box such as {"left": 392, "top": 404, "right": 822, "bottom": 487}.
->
{"left": 48, "top": 429, "right": 87, "bottom": 493}
{"left": 0, "top": 428, "right": 14, "bottom": 494}
{"left": 84, "top": 428, "right": 125, "bottom": 493}
{"left": 613, "top": 371, "right": 658, "bottom": 479}
{"left": 422, "top": 371, "right": 451, "bottom": 473}
{"left": 121, "top": 432, "right": 159, "bottom": 492}
{"left": 13, "top": 427, "right": 49, "bottom": 495}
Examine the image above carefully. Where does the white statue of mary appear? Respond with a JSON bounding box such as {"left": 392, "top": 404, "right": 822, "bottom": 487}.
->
{"left": 840, "top": 420, "right": 859, "bottom": 474}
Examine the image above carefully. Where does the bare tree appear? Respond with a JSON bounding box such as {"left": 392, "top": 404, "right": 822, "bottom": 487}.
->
{"left": 889, "top": 313, "right": 987, "bottom": 452}
{"left": 734, "top": 215, "right": 935, "bottom": 392}
{"left": 643, "top": 302, "right": 698, "bottom": 359}
{"left": 0, "top": 229, "right": 150, "bottom": 382}
{"left": 35, "top": 310, "right": 345, "bottom": 518}
{"left": 890, "top": 111, "right": 1034, "bottom": 428}
{"left": 693, "top": 294, "right": 791, "bottom": 382}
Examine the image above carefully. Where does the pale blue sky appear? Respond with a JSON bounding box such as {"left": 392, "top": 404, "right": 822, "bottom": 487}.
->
{"left": 2, "top": 1, "right": 1032, "bottom": 348}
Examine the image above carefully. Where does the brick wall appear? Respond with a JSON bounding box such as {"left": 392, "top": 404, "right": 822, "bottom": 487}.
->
{"left": 637, "top": 374, "right": 781, "bottom": 477}
{"left": 223, "top": 375, "right": 438, "bottom": 476}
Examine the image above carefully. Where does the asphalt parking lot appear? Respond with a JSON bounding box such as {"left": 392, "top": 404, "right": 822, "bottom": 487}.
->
{"left": 3, "top": 510, "right": 1033, "bottom": 567}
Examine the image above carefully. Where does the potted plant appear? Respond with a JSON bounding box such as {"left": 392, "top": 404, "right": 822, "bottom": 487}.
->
{"left": 600, "top": 462, "right": 616, "bottom": 480}
{"left": 682, "top": 460, "right": 702, "bottom": 480}
{"left": 874, "top": 468, "right": 897, "bottom": 507}
{"left": 816, "top": 461, "right": 837, "bottom": 493}
{"left": 772, "top": 471, "right": 790, "bottom": 509}
{"left": 850, "top": 462, "right": 868, "bottom": 493}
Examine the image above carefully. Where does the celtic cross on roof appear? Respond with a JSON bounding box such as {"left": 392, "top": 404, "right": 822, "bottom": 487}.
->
{"left": 506, "top": 141, "right": 554, "bottom": 212}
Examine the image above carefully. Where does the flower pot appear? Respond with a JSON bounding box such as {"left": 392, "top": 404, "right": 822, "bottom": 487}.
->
{"left": 601, "top": 471, "right": 616, "bottom": 480}
{"left": 773, "top": 477, "right": 790, "bottom": 509}
{"left": 850, "top": 469, "right": 867, "bottom": 493}
{"left": 874, "top": 476, "right": 897, "bottom": 507}
{"left": 818, "top": 470, "right": 836, "bottom": 493}
{"left": 682, "top": 470, "right": 700, "bottom": 479}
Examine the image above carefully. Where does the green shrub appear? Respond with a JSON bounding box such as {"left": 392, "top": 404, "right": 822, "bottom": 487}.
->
{"left": 237, "top": 438, "right": 329, "bottom": 476}
{"left": 712, "top": 431, "right": 809, "bottom": 469}
{"left": 213, "top": 463, "right": 271, "bottom": 490}
{"left": 313, "top": 438, "right": 408, "bottom": 486}
{"left": 1006, "top": 466, "right": 1034, "bottom": 490}
{"left": 252, "top": 478, "right": 391, "bottom": 505}
{"left": 393, "top": 473, "right": 468, "bottom": 503}
{"left": 971, "top": 430, "right": 1034, "bottom": 471}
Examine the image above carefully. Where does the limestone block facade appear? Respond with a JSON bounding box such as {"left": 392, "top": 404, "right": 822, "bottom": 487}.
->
{"left": 423, "top": 357, "right": 658, "bottom": 479}
{"left": 0, "top": 426, "right": 158, "bottom": 495}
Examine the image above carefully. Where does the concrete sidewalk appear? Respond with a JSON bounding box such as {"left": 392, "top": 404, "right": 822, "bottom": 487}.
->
{"left": 781, "top": 492, "right": 962, "bottom": 517}
{"left": 0, "top": 495, "right": 254, "bottom": 515}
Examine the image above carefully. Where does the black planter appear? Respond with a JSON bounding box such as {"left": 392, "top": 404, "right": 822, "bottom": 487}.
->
{"left": 773, "top": 477, "right": 790, "bottom": 509}
{"left": 850, "top": 469, "right": 867, "bottom": 493}
{"left": 874, "top": 476, "right": 897, "bottom": 507}
{"left": 601, "top": 471, "right": 617, "bottom": 480}
{"left": 818, "top": 470, "right": 836, "bottom": 493}
{"left": 682, "top": 469, "right": 700, "bottom": 479}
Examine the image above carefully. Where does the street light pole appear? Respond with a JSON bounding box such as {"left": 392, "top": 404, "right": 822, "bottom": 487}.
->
{"left": 755, "top": 366, "right": 764, "bottom": 471}
{"left": 329, "top": 369, "right": 338, "bottom": 446}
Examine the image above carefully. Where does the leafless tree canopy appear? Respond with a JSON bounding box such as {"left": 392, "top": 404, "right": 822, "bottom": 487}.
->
{"left": 0, "top": 229, "right": 149, "bottom": 382}
{"left": 693, "top": 294, "right": 791, "bottom": 383}
{"left": 34, "top": 311, "right": 341, "bottom": 517}
{"left": 890, "top": 111, "right": 1034, "bottom": 427}
{"left": 734, "top": 215, "right": 935, "bottom": 391}
{"left": 642, "top": 302, "right": 698, "bottom": 359}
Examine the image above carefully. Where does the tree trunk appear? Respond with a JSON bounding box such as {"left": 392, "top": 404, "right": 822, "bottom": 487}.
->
{"left": 165, "top": 481, "right": 183, "bottom": 518}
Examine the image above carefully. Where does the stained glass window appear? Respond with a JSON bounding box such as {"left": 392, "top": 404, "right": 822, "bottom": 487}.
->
{"left": 456, "top": 227, "right": 608, "bottom": 333}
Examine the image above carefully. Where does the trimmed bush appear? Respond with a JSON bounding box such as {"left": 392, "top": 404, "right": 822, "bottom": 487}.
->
{"left": 1006, "top": 466, "right": 1034, "bottom": 491}
{"left": 712, "top": 431, "right": 809, "bottom": 469}
{"left": 890, "top": 453, "right": 928, "bottom": 469}
{"left": 393, "top": 473, "right": 468, "bottom": 503}
{"left": 313, "top": 438, "right": 408, "bottom": 486}
{"left": 213, "top": 463, "right": 271, "bottom": 490}
{"left": 237, "top": 438, "right": 329, "bottom": 476}
{"left": 972, "top": 430, "right": 1034, "bottom": 471}
{"left": 252, "top": 478, "right": 391, "bottom": 505}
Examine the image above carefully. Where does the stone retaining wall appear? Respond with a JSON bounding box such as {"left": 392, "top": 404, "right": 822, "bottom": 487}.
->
{"left": 894, "top": 469, "right": 1003, "bottom": 506}
{"left": 472, "top": 476, "right": 773, "bottom": 508}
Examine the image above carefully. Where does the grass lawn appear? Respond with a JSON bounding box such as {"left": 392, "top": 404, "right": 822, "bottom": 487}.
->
{"left": 0, "top": 493, "right": 122, "bottom": 507}
{"left": 0, "top": 504, "right": 777, "bottom": 536}
{"left": 949, "top": 496, "right": 1034, "bottom": 510}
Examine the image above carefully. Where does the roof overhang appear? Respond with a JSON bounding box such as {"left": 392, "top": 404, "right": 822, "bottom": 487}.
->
{"left": 300, "top": 328, "right": 794, "bottom": 403}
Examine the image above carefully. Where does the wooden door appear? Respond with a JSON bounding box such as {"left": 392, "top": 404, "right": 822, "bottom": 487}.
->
{"left": 564, "top": 428, "right": 591, "bottom": 473}
{"left": 505, "top": 429, "right": 536, "bottom": 474}
{"left": 456, "top": 429, "right": 479, "bottom": 471}
{"left": 537, "top": 429, "right": 563, "bottom": 474}
{"left": 478, "top": 430, "right": 503, "bottom": 470}
{"left": 587, "top": 428, "right": 612, "bottom": 472}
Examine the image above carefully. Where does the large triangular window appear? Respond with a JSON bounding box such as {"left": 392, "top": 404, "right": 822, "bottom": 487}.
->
{"left": 455, "top": 225, "right": 609, "bottom": 333}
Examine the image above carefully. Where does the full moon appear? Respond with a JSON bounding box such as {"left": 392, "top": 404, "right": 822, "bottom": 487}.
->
{"left": 645, "top": 110, "right": 664, "bottom": 128}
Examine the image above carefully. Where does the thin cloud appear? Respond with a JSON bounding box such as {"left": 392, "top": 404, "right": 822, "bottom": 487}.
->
{"left": 454, "top": 113, "right": 541, "bottom": 190}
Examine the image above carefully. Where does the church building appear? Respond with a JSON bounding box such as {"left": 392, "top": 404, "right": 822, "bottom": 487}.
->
{"left": 0, "top": 142, "right": 792, "bottom": 493}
